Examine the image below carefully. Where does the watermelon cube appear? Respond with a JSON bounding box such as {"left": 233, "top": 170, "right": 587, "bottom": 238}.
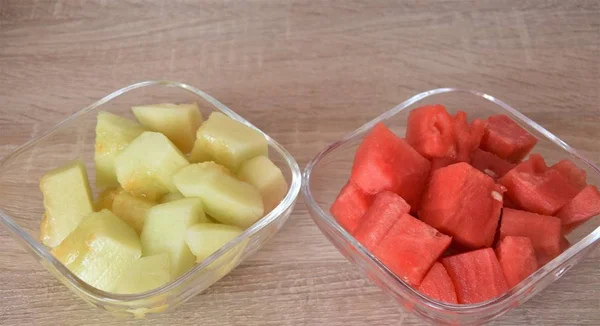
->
{"left": 406, "top": 105, "right": 456, "bottom": 160}
{"left": 453, "top": 111, "right": 485, "bottom": 162}
{"left": 556, "top": 185, "right": 600, "bottom": 230}
{"left": 499, "top": 154, "right": 579, "bottom": 215}
{"left": 551, "top": 159, "right": 587, "bottom": 191}
{"left": 441, "top": 248, "right": 508, "bottom": 304}
{"left": 471, "top": 148, "right": 516, "bottom": 180}
{"left": 372, "top": 213, "right": 451, "bottom": 286}
{"left": 500, "top": 208, "right": 563, "bottom": 265}
{"left": 417, "top": 262, "right": 458, "bottom": 304}
{"left": 480, "top": 114, "right": 538, "bottom": 163}
{"left": 350, "top": 123, "right": 431, "bottom": 209}
{"left": 419, "top": 162, "right": 505, "bottom": 249}
{"left": 495, "top": 236, "right": 538, "bottom": 288}
{"left": 330, "top": 182, "right": 373, "bottom": 233}
{"left": 353, "top": 191, "right": 410, "bottom": 251}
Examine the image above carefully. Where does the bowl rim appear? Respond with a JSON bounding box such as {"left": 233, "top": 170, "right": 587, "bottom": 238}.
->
{"left": 302, "top": 87, "right": 600, "bottom": 314}
{"left": 0, "top": 80, "right": 302, "bottom": 304}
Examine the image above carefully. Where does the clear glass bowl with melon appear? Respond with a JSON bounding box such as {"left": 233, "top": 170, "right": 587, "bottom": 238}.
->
{"left": 0, "top": 81, "right": 301, "bottom": 318}
{"left": 302, "top": 88, "right": 600, "bottom": 325}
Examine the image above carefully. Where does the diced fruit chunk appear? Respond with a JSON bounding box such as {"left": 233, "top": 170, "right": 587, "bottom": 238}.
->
{"left": 111, "top": 191, "right": 156, "bottom": 233}
{"left": 551, "top": 159, "right": 587, "bottom": 191}
{"left": 115, "top": 131, "right": 189, "bottom": 201}
{"left": 417, "top": 262, "right": 458, "bottom": 304}
{"left": 114, "top": 254, "right": 171, "bottom": 294}
{"left": 480, "top": 114, "right": 538, "bottom": 163}
{"left": 500, "top": 208, "right": 563, "bottom": 265}
{"left": 441, "top": 248, "right": 508, "bottom": 304}
{"left": 556, "top": 185, "right": 600, "bottom": 229}
{"left": 372, "top": 213, "right": 451, "bottom": 286}
{"left": 330, "top": 182, "right": 373, "bottom": 233}
{"left": 141, "top": 198, "right": 208, "bottom": 277}
{"left": 94, "top": 112, "right": 146, "bottom": 187}
{"left": 40, "top": 160, "right": 94, "bottom": 248}
{"left": 453, "top": 111, "right": 485, "bottom": 162}
{"left": 185, "top": 223, "right": 244, "bottom": 262}
{"left": 350, "top": 123, "right": 431, "bottom": 209}
{"left": 419, "top": 162, "right": 504, "bottom": 249}
{"left": 193, "top": 112, "right": 268, "bottom": 171}
{"left": 94, "top": 187, "right": 121, "bottom": 211}
{"left": 406, "top": 105, "right": 456, "bottom": 159}
{"left": 132, "top": 103, "right": 202, "bottom": 153}
{"left": 353, "top": 191, "right": 410, "bottom": 251}
{"left": 470, "top": 148, "right": 516, "bottom": 179}
{"left": 499, "top": 154, "right": 579, "bottom": 215}
{"left": 237, "top": 155, "right": 288, "bottom": 213}
{"left": 52, "top": 209, "right": 141, "bottom": 292}
{"left": 160, "top": 192, "right": 185, "bottom": 203}
{"left": 495, "top": 236, "right": 538, "bottom": 288}
{"left": 173, "top": 162, "right": 264, "bottom": 229}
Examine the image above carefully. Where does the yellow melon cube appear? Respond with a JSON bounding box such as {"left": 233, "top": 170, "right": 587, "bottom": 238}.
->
{"left": 114, "top": 253, "right": 171, "bottom": 294}
{"left": 111, "top": 191, "right": 156, "bottom": 234}
{"left": 185, "top": 223, "right": 243, "bottom": 262}
{"left": 237, "top": 156, "right": 288, "bottom": 213}
{"left": 94, "top": 187, "right": 122, "bottom": 211}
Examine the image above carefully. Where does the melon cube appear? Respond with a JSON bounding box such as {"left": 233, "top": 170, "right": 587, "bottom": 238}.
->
{"left": 132, "top": 103, "right": 202, "bottom": 153}
{"left": 551, "top": 159, "right": 587, "bottom": 191}
{"left": 417, "top": 262, "right": 458, "bottom": 304}
{"left": 186, "top": 223, "right": 244, "bottom": 262}
{"left": 112, "top": 190, "right": 156, "bottom": 233}
{"left": 114, "top": 254, "right": 171, "bottom": 294}
{"left": 453, "top": 111, "right": 485, "bottom": 162}
{"left": 160, "top": 192, "right": 185, "bottom": 203}
{"left": 480, "top": 114, "right": 538, "bottom": 163}
{"left": 52, "top": 209, "right": 141, "bottom": 292}
{"left": 556, "top": 185, "right": 600, "bottom": 230}
{"left": 237, "top": 155, "right": 288, "bottom": 213}
{"left": 495, "top": 236, "right": 538, "bottom": 288}
{"left": 40, "top": 159, "right": 94, "bottom": 248}
{"left": 115, "top": 131, "right": 189, "bottom": 201}
{"left": 94, "top": 112, "right": 146, "bottom": 187}
{"left": 330, "top": 182, "right": 373, "bottom": 233}
{"left": 406, "top": 105, "right": 456, "bottom": 159}
{"left": 94, "top": 187, "right": 122, "bottom": 211}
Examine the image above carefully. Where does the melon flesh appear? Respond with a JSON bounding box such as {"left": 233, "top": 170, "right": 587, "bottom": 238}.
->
{"left": 237, "top": 155, "right": 288, "bottom": 213}
{"left": 111, "top": 190, "right": 156, "bottom": 234}
{"left": 94, "top": 187, "right": 122, "bottom": 211}
{"left": 495, "top": 236, "right": 538, "bottom": 288}
{"left": 417, "top": 262, "right": 458, "bottom": 304}
{"left": 114, "top": 254, "right": 171, "bottom": 294}
{"left": 330, "top": 182, "right": 373, "bottom": 233}
{"left": 186, "top": 223, "right": 244, "bottom": 262}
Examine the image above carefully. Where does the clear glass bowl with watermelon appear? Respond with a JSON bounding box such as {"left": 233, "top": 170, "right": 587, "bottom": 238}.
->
{"left": 302, "top": 88, "right": 600, "bottom": 325}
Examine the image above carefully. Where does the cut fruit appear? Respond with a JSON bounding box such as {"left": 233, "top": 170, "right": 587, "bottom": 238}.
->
{"left": 330, "top": 182, "right": 373, "bottom": 233}
{"left": 52, "top": 209, "right": 141, "bottom": 292}
{"left": 551, "top": 159, "right": 587, "bottom": 191}
{"left": 480, "top": 114, "right": 538, "bottom": 163}
{"left": 453, "top": 111, "right": 485, "bottom": 163}
{"left": 372, "top": 213, "right": 451, "bottom": 286}
{"left": 470, "top": 148, "right": 516, "bottom": 180}
{"left": 353, "top": 191, "right": 410, "bottom": 251}
{"left": 111, "top": 190, "right": 156, "bottom": 234}
{"left": 419, "top": 162, "right": 504, "bottom": 249}
{"left": 193, "top": 112, "right": 268, "bottom": 171}
{"left": 114, "top": 254, "right": 171, "bottom": 294}
{"left": 94, "top": 187, "right": 122, "bottom": 211}
{"left": 500, "top": 208, "right": 563, "bottom": 266}
{"left": 350, "top": 123, "right": 431, "bottom": 210}
{"left": 115, "top": 131, "right": 189, "bottom": 201}
{"left": 556, "top": 185, "right": 600, "bottom": 229}
{"left": 406, "top": 105, "right": 456, "bottom": 159}
{"left": 160, "top": 192, "right": 185, "bottom": 203}
{"left": 185, "top": 223, "right": 244, "bottom": 262}
{"left": 237, "top": 155, "right": 288, "bottom": 213}
{"left": 40, "top": 159, "right": 94, "bottom": 248}
{"left": 441, "top": 248, "right": 508, "bottom": 304}
{"left": 94, "top": 111, "right": 146, "bottom": 187}
{"left": 141, "top": 198, "right": 208, "bottom": 278}
{"left": 173, "top": 162, "right": 264, "bottom": 229}
{"left": 499, "top": 154, "right": 579, "bottom": 215}
{"left": 132, "top": 103, "right": 202, "bottom": 153}
{"left": 495, "top": 236, "right": 538, "bottom": 288}
{"left": 417, "top": 262, "right": 458, "bottom": 304}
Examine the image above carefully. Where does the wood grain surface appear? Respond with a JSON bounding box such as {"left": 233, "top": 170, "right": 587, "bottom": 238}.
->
{"left": 1, "top": 1, "right": 599, "bottom": 325}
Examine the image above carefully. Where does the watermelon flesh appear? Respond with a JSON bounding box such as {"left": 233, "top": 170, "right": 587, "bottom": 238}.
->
{"left": 499, "top": 154, "right": 579, "bottom": 215}
{"left": 551, "top": 159, "right": 587, "bottom": 191}
{"left": 471, "top": 148, "right": 516, "bottom": 180}
{"left": 372, "top": 213, "right": 451, "bottom": 286}
{"left": 330, "top": 182, "right": 373, "bottom": 233}
{"left": 453, "top": 111, "right": 485, "bottom": 162}
{"left": 556, "top": 185, "right": 600, "bottom": 230}
{"left": 406, "top": 105, "right": 456, "bottom": 160}
{"left": 417, "top": 262, "right": 458, "bottom": 304}
{"left": 350, "top": 122, "right": 431, "bottom": 209}
{"left": 419, "top": 162, "right": 505, "bottom": 249}
{"left": 500, "top": 208, "right": 563, "bottom": 266}
{"left": 495, "top": 236, "right": 538, "bottom": 288}
{"left": 353, "top": 191, "right": 410, "bottom": 251}
{"left": 480, "top": 114, "right": 538, "bottom": 163}
{"left": 441, "top": 248, "right": 508, "bottom": 304}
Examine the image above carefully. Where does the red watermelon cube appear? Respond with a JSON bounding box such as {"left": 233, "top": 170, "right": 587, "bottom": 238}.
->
{"left": 441, "top": 248, "right": 508, "bottom": 304}
{"left": 330, "top": 182, "right": 373, "bottom": 233}
{"left": 500, "top": 208, "right": 563, "bottom": 265}
{"left": 419, "top": 162, "right": 505, "bottom": 249}
{"left": 480, "top": 114, "right": 538, "bottom": 163}
{"left": 372, "top": 213, "right": 451, "bottom": 286}
{"left": 353, "top": 191, "right": 410, "bottom": 251}
{"left": 417, "top": 262, "right": 458, "bottom": 304}
{"left": 495, "top": 236, "right": 538, "bottom": 288}
{"left": 471, "top": 148, "right": 516, "bottom": 180}
{"left": 551, "top": 159, "right": 587, "bottom": 191}
{"left": 453, "top": 111, "right": 485, "bottom": 162}
{"left": 499, "top": 154, "right": 579, "bottom": 215}
{"left": 556, "top": 185, "right": 600, "bottom": 230}
{"left": 350, "top": 123, "right": 431, "bottom": 209}
{"left": 406, "top": 105, "right": 457, "bottom": 160}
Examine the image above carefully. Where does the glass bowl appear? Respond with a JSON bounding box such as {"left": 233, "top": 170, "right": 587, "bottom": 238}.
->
{"left": 302, "top": 88, "right": 600, "bottom": 325}
{"left": 0, "top": 81, "right": 301, "bottom": 318}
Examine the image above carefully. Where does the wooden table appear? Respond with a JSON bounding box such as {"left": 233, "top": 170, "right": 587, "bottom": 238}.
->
{"left": 1, "top": 1, "right": 599, "bottom": 325}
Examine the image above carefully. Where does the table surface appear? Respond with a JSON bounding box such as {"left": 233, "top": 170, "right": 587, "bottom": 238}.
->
{"left": 1, "top": 1, "right": 599, "bottom": 325}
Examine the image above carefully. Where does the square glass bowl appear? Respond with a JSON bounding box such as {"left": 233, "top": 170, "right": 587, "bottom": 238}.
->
{"left": 302, "top": 88, "right": 600, "bottom": 325}
{"left": 0, "top": 81, "right": 301, "bottom": 318}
